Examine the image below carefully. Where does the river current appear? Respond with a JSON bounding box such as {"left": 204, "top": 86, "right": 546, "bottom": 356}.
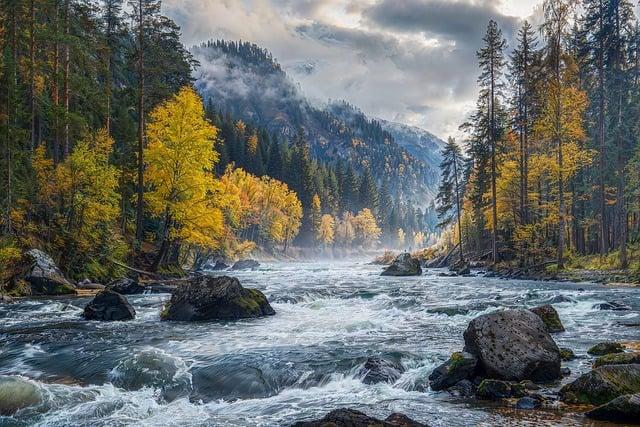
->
{"left": 1, "top": 261, "right": 639, "bottom": 426}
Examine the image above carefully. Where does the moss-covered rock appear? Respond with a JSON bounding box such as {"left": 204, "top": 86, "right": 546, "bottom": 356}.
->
{"left": 529, "top": 304, "right": 564, "bottom": 333}
{"left": 560, "top": 364, "right": 640, "bottom": 405}
{"left": 428, "top": 351, "right": 477, "bottom": 391}
{"left": 381, "top": 253, "right": 422, "bottom": 276}
{"left": 586, "top": 393, "right": 640, "bottom": 422}
{"left": 476, "top": 379, "right": 512, "bottom": 400}
{"left": 588, "top": 342, "right": 625, "bottom": 356}
{"left": 559, "top": 347, "right": 575, "bottom": 361}
{"left": 9, "top": 249, "right": 76, "bottom": 296}
{"left": 161, "top": 275, "right": 275, "bottom": 321}
{"left": 594, "top": 352, "right": 640, "bottom": 368}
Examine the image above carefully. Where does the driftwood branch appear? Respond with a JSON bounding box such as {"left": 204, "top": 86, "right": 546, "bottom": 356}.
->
{"left": 437, "top": 242, "right": 460, "bottom": 268}
{"left": 106, "top": 258, "right": 164, "bottom": 279}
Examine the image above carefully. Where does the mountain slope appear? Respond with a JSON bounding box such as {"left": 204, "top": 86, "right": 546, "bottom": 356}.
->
{"left": 192, "top": 40, "right": 444, "bottom": 206}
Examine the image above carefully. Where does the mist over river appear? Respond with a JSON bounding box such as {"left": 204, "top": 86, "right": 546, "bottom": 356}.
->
{"left": 1, "top": 261, "right": 639, "bottom": 426}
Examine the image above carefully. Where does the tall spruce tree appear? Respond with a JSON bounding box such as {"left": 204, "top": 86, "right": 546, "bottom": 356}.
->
{"left": 436, "top": 137, "right": 465, "bottom": 261}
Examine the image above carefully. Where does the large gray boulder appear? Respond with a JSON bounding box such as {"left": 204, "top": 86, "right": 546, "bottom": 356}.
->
{"left": 463, "top": 309, "right": 561, "bottom": 382}
{"left": 161, "top": 276, "right": 275, "bottom": 321}
{"left": 529, "top": 304, "right": 564, "bottom": 333}
{"left": 381, "top": 253, "right": 422, "bottom": 276}
{"left": 586, "top": 393, "right": 640, "bottom": 422}
{"left": 292, "top": 408, "right": 426, "bottom": 427}
{"left": 560, "top": 364, "right": 640, "bottom": 405}
{"left": 231, "top": 259, "right": 260, "bottom": 270}
{"left": 23, "top": 249, "right": 75, "bottom": 295}
{"left": 83, "top": 290, "right": 136, "bottom": 321}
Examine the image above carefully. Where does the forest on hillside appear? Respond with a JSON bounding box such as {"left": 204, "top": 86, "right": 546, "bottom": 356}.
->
{"left": 0, "top": 0, "right": 434, "bottom": 285}
{"left": 436, "top": 0, "right": 640, "bottom": 272}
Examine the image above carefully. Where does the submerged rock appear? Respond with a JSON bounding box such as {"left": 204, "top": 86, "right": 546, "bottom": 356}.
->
{"left": 586, "top": 393, "right": 640, "bottom": 422}
{"left": 560, "top": 364, "right": 640, "bottom": 405}
{"left": 106, "top": 278, "right": 145, "bottom": 295}
{"left": 594, "top": 352, "right": 640, "bottom": 368}
{"left": 22, "top": 249, "right": 75, "bottom": 295}
{"left": 594, "top": 301, "right": 632, "bottom": 311}
{"left": 559, "top": 348, "right": 576, "bottom": 361}
{"left": 427, "top": 307, "right": 470, "bottom": 317}
{"left": 476, "top": 379, "right": 512, "bottom": 400}
{"left": 291, "top": 408, "right": 426, "bottom": 427}
{"left": 463, "top": 309, "right": 561, "bottom": 382}
{"left": 529, "top": 304, "right": 564, "bottom": 333}
{"left": 83, "top": 290, "right": 136, "bottom": 321}
{"left": 588, "top": 342, "right": 625, "bottom": 356}
{"left": 361, "top": 356, "right": 404, "bottom": 385}
{"left": 380, "top": 253, "right": 422, "bottom": 277}
{"left": 515, "top": 396, "right": 542, "bottom": 409}
{"left": 0, "top": 376, "right": 42, "bottom": 415}
{"left": 428, "top": 351, "right": 477, "bottom": 391}
{"left": 231, "top": 259, "right": 260, "bottom": 270}
{"left": 161, "top": 275, "right": 275, "bottom": 321}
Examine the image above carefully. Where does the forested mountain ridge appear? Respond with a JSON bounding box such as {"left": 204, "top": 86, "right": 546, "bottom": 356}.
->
{"left": 192, "top": 40, "right": 444, "bottom": 208}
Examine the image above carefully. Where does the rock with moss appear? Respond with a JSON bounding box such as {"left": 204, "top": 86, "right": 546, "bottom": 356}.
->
{"left": 476, "top": 379, "right": 512, "bottom": 400}
{"left": 560, "top": 364, "right": 640, "bottom": 405}
{"left": 18, "top": 249, "right": 76, "bottom": 296}
{"left": 463, "top": 309, "right": 561, "bottom": 382}
{"left": 594, "top": 352, "right": 640, "bottom": 368}
{"left": 586, "top": 393, "right": 640, "bottom": 422}
{"left": 428, "top": 351, "right": 477, "bottom": 391}
{"left": 161, "top": 275, "right": 275, "bottom": 321}
{"left": 381, "top": 253, "right": 422, "bottom": 276}
{"left": 529, "top": 304, "right": 564, "bottom": 333}
{"left": 560, "top": 348, "right": 575, "bottom": 361}
{"left": 588, "top": 342, "right": 625, "bottom": 356}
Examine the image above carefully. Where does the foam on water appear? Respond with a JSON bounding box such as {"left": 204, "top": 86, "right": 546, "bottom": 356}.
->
{"left": 0, "top": 261, "right": 638, "bottom": 426}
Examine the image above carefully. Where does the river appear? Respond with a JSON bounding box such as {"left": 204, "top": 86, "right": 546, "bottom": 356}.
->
{"left": 1, "top": 261, "right": 639, "bottom": 426}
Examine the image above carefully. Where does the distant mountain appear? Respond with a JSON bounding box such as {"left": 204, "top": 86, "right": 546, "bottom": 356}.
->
{"left": 192, "top": 40, "right": 444, "bottom": 207}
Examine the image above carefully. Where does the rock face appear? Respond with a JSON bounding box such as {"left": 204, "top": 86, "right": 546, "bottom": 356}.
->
{"left": 161, "top": 275, "right": 275, "bottom": 321}
{"left": 361, "top": 357, "right": 404, "bottom": 385}
{"left": 107, "top": 278, "right": 145, "bottom": 295}
{"left": 586, "top": 393, "right": 640, "bottom": 422}
{"left": 463, "top": 309, "right": 561, "bottom": 382}
{"left": 588, "top": 342, "right": 625, "bottom": 356}
{"left": 560, "top": 364, "right": 640, "bottom": 405}
{"left": 231, "top": 259, "right": 260, "bottom": 270}
{"left": 529, "top": 305, "right": 565, "bottom": 333}
{"left": 83, "top": 290, "right": 136, "bottom": 321}
{"left": 23, "top": 249, "right": 75, "bottom": 295}
{"left": 291, "top": 408, "right": 426, "bottom": 427}
{"left": 594, "top": 352, "right": 640, "bottom": 368}
{"left": 429, "top": 352, "right": 477, "bottom": 391}
{"left": 380, "top": 253, "right": 422, "bottom": 277}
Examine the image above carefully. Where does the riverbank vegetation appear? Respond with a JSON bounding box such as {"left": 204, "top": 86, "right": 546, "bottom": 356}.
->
{"left": 0, "top": 1, "right": 432, "bottom": 282}
{"left": 436, "top": 0, "right": 640, "bottom": 274}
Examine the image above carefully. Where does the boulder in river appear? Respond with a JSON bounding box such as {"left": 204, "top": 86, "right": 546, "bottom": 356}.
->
{"left": 291, "top": 408, "right": 426, "bottom": 427}
{"left": 559, "top": 348, "right": 576, "bottom": 361}
{"left": 83, "top": 290, "right": 136, "bottom": 321}
{"left": 106, "top": 277, "right": 145, "bottom": 295}
{"left": 593, "top": 301, "right": 632, "bottom": 311}
{"left": 586, "top": 393, "right": 640, "bottom": 423}
{"left": 560, "top": 364, "right": 640, "bottom": 405}
{"left": 529, "top": 304, "right": 564, "bottom": 333}
{"left": 463, "top": 309, "right": 561, "bottom": 382}
{"left": 22, "top": 249, "right": 75, "bottom": 295}
{"left": 428, "top": 351, "right": 477, "bottom": 391}
{"left": 0, "top": 376, "right": 43, "bottom": 415}
{"left": 380, "top": 253, "right": 422, "bottom": 277}
{"left": 476, "top": 379, "right": 512, "bottom": 400}
{"left": 211, "top": 260, "right": 230, "bottom": 270}
{"left": 515, "top": 396, "right": 542, "bottom": 410}
{"left": 161, "top": 275, "right": 275, "bottom": 321}
{"left": 231, "top": 259, "right": 260, "bottom": 270}
{"left": 594, "top": 352, "right": 640, "bottom": 368}
{"left": 588, "top": 342, "right": 625, "bottom": 356}
{"left": 361, "top": 356, "right": 404, "bottom": 385}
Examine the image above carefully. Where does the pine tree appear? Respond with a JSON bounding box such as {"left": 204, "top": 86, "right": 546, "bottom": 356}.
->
{"left": 436, "top": 137, "right": 466, "bottom": 260}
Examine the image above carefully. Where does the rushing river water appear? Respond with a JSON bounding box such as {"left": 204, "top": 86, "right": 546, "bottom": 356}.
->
{"left": 1, "top": 261, "right": 639, "bottom": 427}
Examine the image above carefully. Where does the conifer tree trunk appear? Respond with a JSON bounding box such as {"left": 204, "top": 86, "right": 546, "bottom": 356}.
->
{"left": 29, "top": 0, "right": 36, "bottom": 150}
{"left": 53, "top": 2, "right": 60, "bottom": 163}
{"left": 135, "top": 0, "right": 145, "bottom": 244}
{"left": 597, "top": 0, "right": 607, "bottom": 256}
{"left": 490, "top": 47, "right": 498, "bottom": 265}
{"left": 62, "top": 0, "right": 70, "bottom": 159}
{"left": 453, "top": 148, "right": 464, "bottom": 263}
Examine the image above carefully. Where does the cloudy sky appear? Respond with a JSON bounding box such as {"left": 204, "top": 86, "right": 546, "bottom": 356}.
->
{"left": 162, "top": 0, "right": 546, "bottom": 140}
